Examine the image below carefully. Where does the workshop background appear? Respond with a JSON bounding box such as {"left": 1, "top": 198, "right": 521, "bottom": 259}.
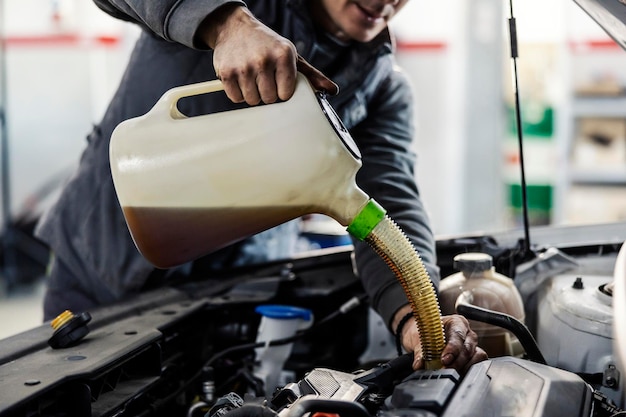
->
{"left": 0, "top": 0, "right": 624, "bottom": 337}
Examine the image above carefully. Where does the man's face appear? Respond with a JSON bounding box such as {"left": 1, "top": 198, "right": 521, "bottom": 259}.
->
{"left": 315, "top": 0, "right": 409, "bottom": 43}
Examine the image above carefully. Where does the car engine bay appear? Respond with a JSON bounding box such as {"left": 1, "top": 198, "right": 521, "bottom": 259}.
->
{"left": 0, "top": 223, "right": 624, "bottom": 417}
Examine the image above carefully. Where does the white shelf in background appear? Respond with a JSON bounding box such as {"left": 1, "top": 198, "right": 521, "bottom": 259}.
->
{"left": 569, "top": 167, "right": 626, "bottom": 184}
{"left": 572, "top": 96, "right": 626, "bottom": 118}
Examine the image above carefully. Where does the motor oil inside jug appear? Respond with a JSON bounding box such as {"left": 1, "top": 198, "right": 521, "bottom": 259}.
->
{"left": 110, "top": 74, "right": 370, "bottom": 269}
{"left": 439, "top": 252, "right": 525, "bottom": 357}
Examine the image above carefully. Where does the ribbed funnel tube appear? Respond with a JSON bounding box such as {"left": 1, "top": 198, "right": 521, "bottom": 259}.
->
{"left": 364, "top": 215, "right": 445, "bottom": 369}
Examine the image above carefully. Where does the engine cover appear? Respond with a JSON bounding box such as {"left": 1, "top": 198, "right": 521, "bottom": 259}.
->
{"left": 441, "top": 357, "right": 593, "bottom": 417}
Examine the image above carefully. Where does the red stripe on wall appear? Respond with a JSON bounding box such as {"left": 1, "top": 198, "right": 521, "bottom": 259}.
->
{"left": 569, "top": 39, "right": 620, "bottom": 53}
{"left": 8, "top": 34, "right": 441, "bottom": 51}
{"left": 396, "top": 40, "right": 447, "bottom": 52}
{"left": 2, "top": 34, "right": 122, "bottom": 47}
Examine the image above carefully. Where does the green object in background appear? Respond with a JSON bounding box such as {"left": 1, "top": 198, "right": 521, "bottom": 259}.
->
{"left": 507, "top": 104, "right": 554, "bottom": 139}
{"left": 507, "top": 183, "right": 553, "bottom": 226}
{"left": 505, "top": 101, "right": 555, "bottom": 227}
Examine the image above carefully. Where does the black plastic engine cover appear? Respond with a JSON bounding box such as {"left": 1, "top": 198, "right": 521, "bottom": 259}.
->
{"left": 441, "top": 357, "right": 593, "bottom": 417}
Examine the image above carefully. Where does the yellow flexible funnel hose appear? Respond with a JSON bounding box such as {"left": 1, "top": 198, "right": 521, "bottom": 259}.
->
{"left": 364, "top": 215, "right": 445, "bottom": 369}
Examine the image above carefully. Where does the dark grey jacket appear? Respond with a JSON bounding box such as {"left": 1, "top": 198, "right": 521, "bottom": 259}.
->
{"left": 35, "top": 0, "right": 440, "bottom": 327}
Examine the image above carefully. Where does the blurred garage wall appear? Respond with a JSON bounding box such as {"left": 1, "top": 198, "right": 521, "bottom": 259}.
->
{"left": 1, "top": 0, "right": 138, "bottom": 222}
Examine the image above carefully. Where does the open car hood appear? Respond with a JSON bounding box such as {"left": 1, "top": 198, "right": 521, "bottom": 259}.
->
{"left": 574, "top": 0, "right": 626, "bottom": 49}
{"left": 574, "top": 0, "right": 626, "bottom": 396}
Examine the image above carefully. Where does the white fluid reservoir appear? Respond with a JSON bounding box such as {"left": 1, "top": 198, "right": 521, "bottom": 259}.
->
{"left": 536, "top": 274, "right": 623, "bottom": 408}
{"left": 253, "top": 305, "right": 313, "bottom": 398}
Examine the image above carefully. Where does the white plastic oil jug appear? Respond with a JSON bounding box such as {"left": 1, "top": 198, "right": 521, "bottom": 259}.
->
{"left": 109, "top": 73, "right": 370, "bottom": 269}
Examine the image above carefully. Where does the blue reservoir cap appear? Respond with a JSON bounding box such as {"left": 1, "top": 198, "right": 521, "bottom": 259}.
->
{"left": 255, "top": 305, "right": 313, "bottom": 321}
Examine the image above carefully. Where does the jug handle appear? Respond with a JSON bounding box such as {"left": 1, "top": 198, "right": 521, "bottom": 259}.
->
{"left": 158, "top": 80, "right": 225, "bottom": 120}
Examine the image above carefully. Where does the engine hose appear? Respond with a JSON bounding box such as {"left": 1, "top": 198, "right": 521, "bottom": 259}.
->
{"left": 455, "top": 291, "right": 546, "bottom": 364}
{"left": 284, "top": 398, "right": 371, "bottom": 417}
{"left": 219, "top": 404, "right": 279, "bottom": 417}
{"left": 202, "top": 293, "right": 368, "bottom": 369}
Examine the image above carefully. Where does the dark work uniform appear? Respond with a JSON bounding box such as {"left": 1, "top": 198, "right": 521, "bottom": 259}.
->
{"left": 35, "top": 0, "right": 440, "bottom": 327}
